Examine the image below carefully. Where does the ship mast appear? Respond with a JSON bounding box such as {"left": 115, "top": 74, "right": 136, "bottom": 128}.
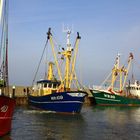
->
{"left": 69, "top": 32, "right": 81, "bottom": 88}
{"left": 109, "top": 53, "right": 133, "bottom": 93}
{"left": 122, "top": 53, "right": 133, "bottom": 89}
{"left": 61, "top": 29, "right": 72, "bottom": 89}
{"left": 0, "top": 0, "right": 9, "bottom": 95}
{"left": 62, "top": 28, "right": 81, "bottom": 89}
{"left": 47, "top": 27, "right": 81, "bottom": 90}
{"left": 110, "top": 54, "right": 120, "bottom": 91}
{"left": 47, "top": 28, "right": 63, "bottom": 83}
{"left": 47, "top": 62, "right": 55, "bottom": 80}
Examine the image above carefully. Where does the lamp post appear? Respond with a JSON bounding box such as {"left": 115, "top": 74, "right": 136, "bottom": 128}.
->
{"left": 12, "top": 86, "right": 15, "bottom": 98}
{"left": 0, "top": 88, "right": 1, "bottom": 96}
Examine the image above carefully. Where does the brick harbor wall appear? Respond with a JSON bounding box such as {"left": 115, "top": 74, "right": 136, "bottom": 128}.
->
{"left": 8, "top": 86, "right": 30, "bottom": 105}
{"left": 9, "top": 85, "right": 30, "bottom": 97}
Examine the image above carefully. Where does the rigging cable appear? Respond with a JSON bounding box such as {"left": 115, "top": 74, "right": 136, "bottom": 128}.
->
{"left": 32, "top": 38, "right": 49, "bottom": 86}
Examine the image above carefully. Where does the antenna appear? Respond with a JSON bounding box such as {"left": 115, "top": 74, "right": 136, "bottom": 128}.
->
{"left": 62, "top": 23, "right": 74, "bottom": 51}
{"left": 114, "top": 53, "right": 121, "bottom": 68}
{"left": 62, "top": 23, "right": 74, "bottom": 33}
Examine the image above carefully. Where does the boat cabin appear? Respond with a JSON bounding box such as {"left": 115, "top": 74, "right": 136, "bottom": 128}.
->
{"left": 126, "top": 81, "right": 140, "bottom": 97}
{"left": 32, "top": 80, "right": 61, "bottom": 96}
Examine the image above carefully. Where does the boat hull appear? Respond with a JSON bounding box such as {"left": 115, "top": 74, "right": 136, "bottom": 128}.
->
{"left": 28, "top": 91, "right": 87, "bottom": 113}
{"left": 0, "top": 96, "right": 15, "bottom": 136}
{"left": 91, "top": 89, "right": 140, "bottom": 106}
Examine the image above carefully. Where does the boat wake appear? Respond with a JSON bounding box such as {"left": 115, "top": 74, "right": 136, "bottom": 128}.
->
{"left": 23, "top": 110, "right": 56, "bottom": 114}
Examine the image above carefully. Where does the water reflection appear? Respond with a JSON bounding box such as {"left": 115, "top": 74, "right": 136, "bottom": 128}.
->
{"left": 6, "top": 106, "right": 140, "bottom": 140}
{"left": 92, "top": 106, "right": 140, "bottom": 124}
{"left": 11, "top": 106, "right": 86, "bottom": 140}
{"left": 0, "top": 134, "right": 11, "bottom": 140}
{"left": 90, "top": 106, "right": 140, "bottom": 140}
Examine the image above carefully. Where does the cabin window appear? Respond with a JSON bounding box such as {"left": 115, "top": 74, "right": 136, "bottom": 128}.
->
{"left": 48, "top": 83, "right": 52, "bottom": 88}
{"left": 44, "top": 83, "right": 47, "bottom": 88}
{"left": 53, "top": 83, "right": 57, "bottom": 88}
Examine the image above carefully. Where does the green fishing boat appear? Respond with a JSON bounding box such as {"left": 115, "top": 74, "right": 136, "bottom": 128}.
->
{"left": 91, "top": 53, "right": 140, "bottom": 106}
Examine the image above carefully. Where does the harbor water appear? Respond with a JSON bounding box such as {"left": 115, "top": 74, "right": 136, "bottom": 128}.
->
{"left": 1, "top": 105, "right": 140, "bottom": 140}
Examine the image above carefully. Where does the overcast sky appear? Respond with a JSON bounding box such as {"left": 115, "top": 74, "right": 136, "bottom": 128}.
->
{"left": 7, "top": 0, "right": 140, "bottom": 86}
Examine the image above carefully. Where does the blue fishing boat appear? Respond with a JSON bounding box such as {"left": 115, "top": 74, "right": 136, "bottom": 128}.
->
{"left": 28, "top": 28, "right": 87, "bottom": 113}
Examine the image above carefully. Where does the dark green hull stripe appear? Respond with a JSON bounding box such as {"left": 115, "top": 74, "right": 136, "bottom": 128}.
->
{"left": 92, "top": 90, "right": 140, "bottom": 106}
